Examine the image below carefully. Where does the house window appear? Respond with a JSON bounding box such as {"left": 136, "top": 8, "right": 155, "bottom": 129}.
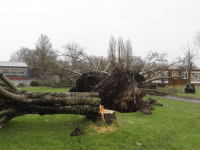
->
{"left": 172, "top": 71, "right": 178, "bottom": 77}
{"left": 181, "top": 72, "right": 188, "bottom": 79}
{"left": 163, "top": 71, "right": 168, "bottom": 77}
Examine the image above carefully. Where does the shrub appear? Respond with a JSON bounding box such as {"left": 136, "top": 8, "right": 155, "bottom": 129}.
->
{"left": 30, "top": 80, "right": 40, "bottom": 86}
{"left": 40, "top": 81, "right": 52, "bottom": 87}
{"left": 40, "top": 81, "right": 48, "bottom": 86}
{"left": 18, "top": 83, "right": 25, "bottom": 87}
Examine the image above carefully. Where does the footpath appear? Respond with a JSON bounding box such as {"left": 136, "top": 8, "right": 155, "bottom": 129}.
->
{"left": 147, "top": 95, "right": 200, "bottom": 103}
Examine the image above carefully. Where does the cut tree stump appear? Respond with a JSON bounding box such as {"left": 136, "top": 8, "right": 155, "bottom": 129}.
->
{"left": 99, "top": 105, "right": 116, "bottom": 125}
{"left": 103, "top": 109, "right": 116, "bottom": 126}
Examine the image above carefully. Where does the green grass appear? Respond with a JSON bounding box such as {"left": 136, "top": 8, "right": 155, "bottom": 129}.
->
{"left": 21, "top": 86, "right": 71, "bottom": 92}
{"left": 1, "top": 87, "right": 200, "bottom": 149}
{"left": 157, "top": 85, "right": 200, "bottom": 100}
{"left": 1, "top": 96, "right": 200, "bottom": 149}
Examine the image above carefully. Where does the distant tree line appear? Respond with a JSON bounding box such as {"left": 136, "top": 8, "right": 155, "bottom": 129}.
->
{"left": 9, "top": 32, "right": 200, "bottom": 86}
{"left": 9, "top": 34, "right": 145, "bottom": 84}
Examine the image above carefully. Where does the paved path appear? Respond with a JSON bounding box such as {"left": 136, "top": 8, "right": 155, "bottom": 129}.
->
{"left": 147, "top": 95, "right": 200, "bottom": 103}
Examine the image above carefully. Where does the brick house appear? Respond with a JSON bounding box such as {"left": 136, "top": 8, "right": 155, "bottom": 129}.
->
{"left": 168, "top": 67, "right": 200, "bottom": 86}
{"left": 152, "top": 67, "right": 200, "bottom": 86}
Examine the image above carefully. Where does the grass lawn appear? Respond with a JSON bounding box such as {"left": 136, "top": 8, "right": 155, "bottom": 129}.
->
{"left": 157, "top": 85, "right": 200, "bottom": 100}
{"left": 0, "top": 87, "right": 200, "bottom": 149}
{"left": 21, "top": 86, "right": 71, "bottom": 93}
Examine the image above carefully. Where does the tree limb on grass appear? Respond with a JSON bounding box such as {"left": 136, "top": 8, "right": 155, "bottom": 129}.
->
{"left": 0, "top": 72, "right": 22, "bottom": 93}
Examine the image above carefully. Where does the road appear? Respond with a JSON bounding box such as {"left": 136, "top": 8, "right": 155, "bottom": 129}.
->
{"left": 148, "top": 95, "right": 200, "bottom": 103}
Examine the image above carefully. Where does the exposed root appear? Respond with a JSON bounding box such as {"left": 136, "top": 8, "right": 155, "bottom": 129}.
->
{"left": 69, "top": 72, "right": 106, "bottom": 92}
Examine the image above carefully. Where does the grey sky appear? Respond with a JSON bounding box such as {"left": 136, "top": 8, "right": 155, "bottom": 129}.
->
{"left": 0, "top": 0, "right": 200, "bottom": 64}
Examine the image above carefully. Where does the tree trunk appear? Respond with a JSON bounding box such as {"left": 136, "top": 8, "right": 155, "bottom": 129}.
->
{"left": 103, "top": 109, "right": 116, "bottom": 126}
{"left": 0, "top": 72, "right": 116, "bottom": 126}
{"left": 0, "top": 90, "right": 100, "bottom": 125}
{"left": 0, "top": 71, "right": 22, "bottom": 93}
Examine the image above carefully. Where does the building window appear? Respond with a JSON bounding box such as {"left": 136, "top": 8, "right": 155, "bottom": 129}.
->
{"left": 172, "top": 71, "right": 178, "bottom": 77}
{"left": 191, "top": 72, "right": 200, "bottom": 83}
{"left": 163, "top": 71, "right": 168, "bottom": 77}
{"left": 181, "top": 72, "right": 188, "bottom": 79}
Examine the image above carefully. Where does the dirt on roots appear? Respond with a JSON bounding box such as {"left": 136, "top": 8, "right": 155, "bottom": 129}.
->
{"left": 69, "top": 67, "right": 163, "bottom": 114}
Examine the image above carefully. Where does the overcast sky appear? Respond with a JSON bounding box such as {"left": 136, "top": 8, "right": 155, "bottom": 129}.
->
{"left": 0, "top": 0, "right": 200, "bottom": 64}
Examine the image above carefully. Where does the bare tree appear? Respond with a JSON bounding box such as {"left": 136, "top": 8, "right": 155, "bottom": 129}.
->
{"left": 181, "top": 42, "right": 199, "bottom": 84}
{"left": 34, "top": 34, "right": 57, "bottom": 73}
{"left": 125, "top": 39, "right": 133, "bottom": 69}
{"left": 63, "top": 43, "right": 85, "bottom": 70}
{"left": 9, "top": 34, "right": 57, "bottom": 71}
{"left": 194, "top": 31, "right": 200, "bottom": 47}
{"left": 108, "top": 37, "right": 180, "bottom": 86}
{"left": 10, "top": 50, "right": 22, "bottom": 62}
{"left": 9, "top": 34, "right": 58, "bottom": 82}
{"left": 10, "top": 47, "right": 33, "bottom": 66}
{"left": 56, "top": 42, "right": 111, "bottom": 76}
{"left": 108, "top": 36, "right": 133, "bottom": 69}
{"left": 131, "top": 56, "right": 145, "bottom": 71}
{"left": 108, "top": 36, "right": 117, "bottom": 71}
{"left": 116, "top": 38, "right": 133, "bottom": 69}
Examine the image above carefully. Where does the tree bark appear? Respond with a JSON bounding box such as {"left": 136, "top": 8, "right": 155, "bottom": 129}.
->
{"left": 103, "top": 109, "right": 116, "bottom": 126}
{"left": 0, "top": 73, "right": 117, "bottom": 126}
{"left": 0, "top": 89, "right": 101, "bottom": 125}
{"left": 0, "top": 72, "right": 22, "bottom": 93}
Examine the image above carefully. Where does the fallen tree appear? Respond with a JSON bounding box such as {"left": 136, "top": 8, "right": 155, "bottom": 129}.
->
{"left": 0, "top": 72, "right": 116, "bottom": 126}
{"left": 65, "top": 51, "right": 181, "bottom": 113}
{"left": 56, "top": 45, "right": 181, "bottom": 114}
{"left": 68, "top": 67, "right": 163, "bottom": 114}
{"left": 95, "top": 67, "right": 161, "bottom": 113}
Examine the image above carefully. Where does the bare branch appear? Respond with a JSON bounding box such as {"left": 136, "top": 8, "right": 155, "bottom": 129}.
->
{"left": 142, "top": 51, "right": 167, "bottom": 72}
{"left": 142, "top": 76, "right": 180, "bottom": 84}
{"left": 103, "top": 59, "right": 111, "bottom": 73}
{"left": 142, "top": 60, "right": 180, "bottom": 82}
{"left": 55, "top": 63, "right": 82, "bottom": 75}
{"left": 96, "top": 58, "right": 101, "bottom": 72}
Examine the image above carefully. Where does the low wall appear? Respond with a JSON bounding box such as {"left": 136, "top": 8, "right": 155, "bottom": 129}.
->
{"left": 10, "top": 80, "right": 32, "bottom": 86}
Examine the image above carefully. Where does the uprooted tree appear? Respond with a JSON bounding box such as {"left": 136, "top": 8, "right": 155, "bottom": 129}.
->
{"left": 0, "top": 72, "right": 117, "bottom": 126}
{"left": 56, "top": 37, "right": 181, "bottom": 114}
{"left": 70, "top": 66, "right": 164, "bottom": 114}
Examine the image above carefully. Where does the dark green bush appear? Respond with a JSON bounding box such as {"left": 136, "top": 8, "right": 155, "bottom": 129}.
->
{"left": 18, "top": 83, "right": 25, "bottom": 87}
{"left": 30, "top": 80, "right": 40, "bottom": 86}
